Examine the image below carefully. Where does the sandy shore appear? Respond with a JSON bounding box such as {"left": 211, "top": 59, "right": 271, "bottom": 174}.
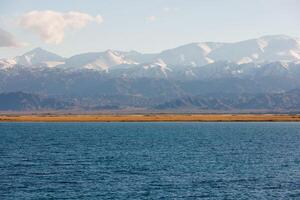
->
{"left": 0, "top": 114, "right": 300, "bottom": 122}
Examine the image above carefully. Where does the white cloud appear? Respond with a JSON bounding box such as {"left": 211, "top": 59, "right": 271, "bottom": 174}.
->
{"left": 19, "top": 10, "right": 103, "bottom": 44}
{"left": 146, "top": 16, "right": 157, "bottom": 22}
{"left": 0, "top": 28, "right": 21, "bottom": 47}
{"left": 95, "top": 15, "right": 104, "bottom": 24}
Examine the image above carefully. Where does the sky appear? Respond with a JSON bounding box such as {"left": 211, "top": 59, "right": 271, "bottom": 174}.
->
{"left": 0, "top": 0, "right": 300, "bottom": 58}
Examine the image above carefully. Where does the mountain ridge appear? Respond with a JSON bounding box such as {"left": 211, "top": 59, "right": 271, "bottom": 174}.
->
{"left": 1, "top": 35, "right": 300, "bottom": 71}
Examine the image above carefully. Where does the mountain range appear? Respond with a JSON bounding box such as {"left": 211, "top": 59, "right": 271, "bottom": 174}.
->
{"left": 1, "top": 35, "right": 300, "bottom": 112}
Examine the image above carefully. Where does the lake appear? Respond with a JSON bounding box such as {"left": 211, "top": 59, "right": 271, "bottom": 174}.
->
{"left": 0, "top": 122, "right": 299, "bottom": 199}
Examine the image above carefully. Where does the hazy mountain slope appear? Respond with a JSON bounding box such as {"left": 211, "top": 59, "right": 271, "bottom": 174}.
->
{"left": 0, "top": 92, "right": 72, "bottom": 111}
{"left": 1, "top": 62, "right": 300, "bottom": 101}
{"left": 155, "top": 89, "right": 300, "bottom": 111}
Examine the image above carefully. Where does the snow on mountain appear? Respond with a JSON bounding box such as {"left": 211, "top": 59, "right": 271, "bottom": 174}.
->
{"left": 14, "top": 47, "right": 65, "bottom": 67}
{"left": 0, "top": 47, "right": 65, "bottom": 69}
{"left": 61, "top": 50, "right": 138, "bottom": 71}
{"left": 115, "top": 50, "right": 155, "bottom": 64}
{"left": 2, "top": 35, "right": 300, "bottom": 75}
{"left": 188, "top": 60, "right": 300, "bottom": 80}
{"left": 0, "top": 58, "right": 17, "bottom": 69}
{"left": 139, "top": 59, "right": 172, "bottom": 78}
{"left": 131, "top": 35, "right": 300, "bottom": 68}
{"left": 155, "top": 42, "right": 222, "bottom": 67}
{"left": 110, "top": 59, "right": 173, "bottom": 79}
{"left": 42, "top": 61, "right": 66, "bottom": 68}
{"left": 209, "top": 35, "right": 300, "bottom": 63}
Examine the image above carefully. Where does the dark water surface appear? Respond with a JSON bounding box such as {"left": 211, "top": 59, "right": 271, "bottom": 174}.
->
{"left": 0, "top": 122, "right": 300, "bottom": 199}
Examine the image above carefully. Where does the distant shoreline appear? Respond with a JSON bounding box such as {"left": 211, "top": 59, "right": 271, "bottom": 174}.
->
{"left": 1, "top": 114, "right": 300, "bottom": 122}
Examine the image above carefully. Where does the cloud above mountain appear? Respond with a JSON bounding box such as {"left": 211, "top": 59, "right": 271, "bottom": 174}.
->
{"left": 19, "top": 10, "right": 103, "bottom": 44}
{"left": 0, "top": 28, "right": 21, "bottom": 47}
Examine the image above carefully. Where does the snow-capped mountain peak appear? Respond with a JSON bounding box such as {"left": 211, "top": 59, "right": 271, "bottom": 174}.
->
{"left": 14, "top": 47, "right": 65, "bottom": 66}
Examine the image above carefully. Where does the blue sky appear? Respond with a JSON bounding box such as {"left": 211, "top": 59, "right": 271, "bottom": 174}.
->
{"left": 0, "top": 0, "right": 299, "bottom": 58}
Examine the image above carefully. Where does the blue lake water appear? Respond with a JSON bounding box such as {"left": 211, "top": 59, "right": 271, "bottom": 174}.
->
{"left": 0, "top": 122, "right": 300, "bottom": 199}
